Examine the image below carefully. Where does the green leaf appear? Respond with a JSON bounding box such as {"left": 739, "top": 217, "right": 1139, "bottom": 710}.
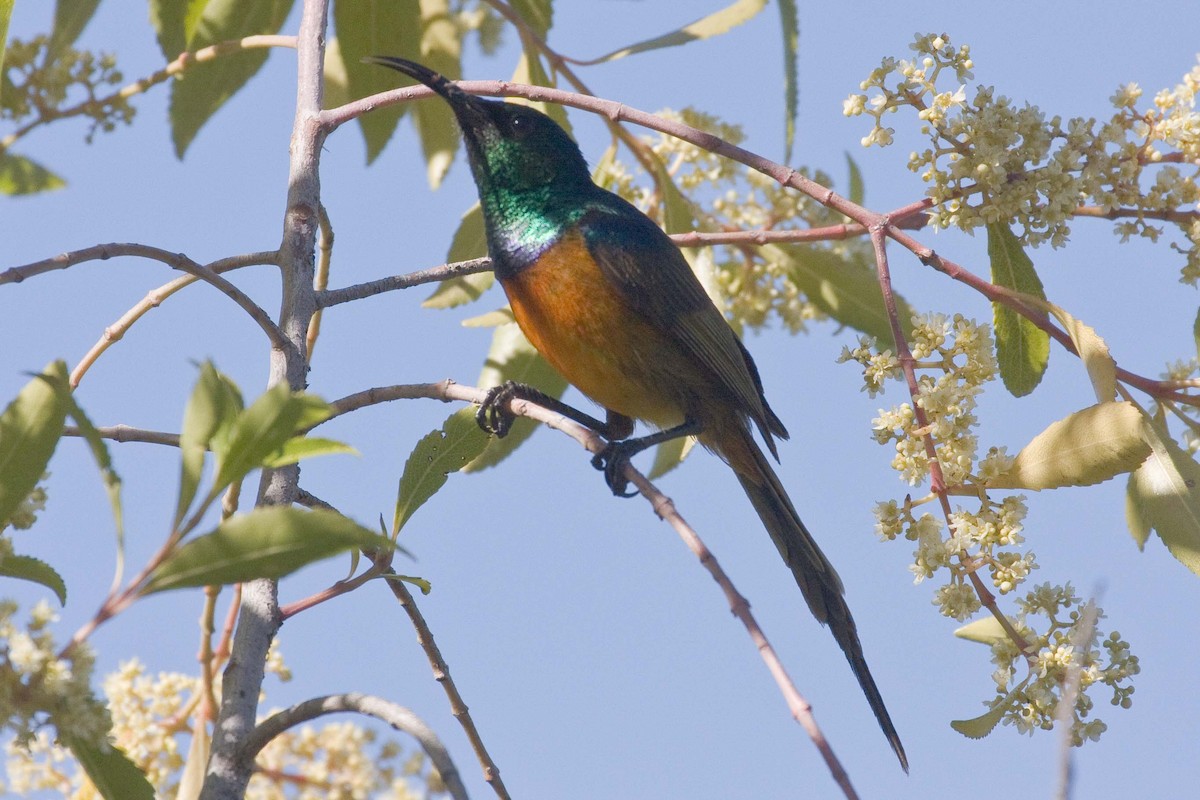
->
{"left": 987, "top": 223, "right": 1049, "bottom": 397}
{"left": 48, "top": 377, "right": 126, "bottom": 582}
{"left": 778, "top": 0, "right": 799, "bottom": 164}
{"left": 775, "top": 243, "right": 914, "bottom": 343}
{"left": 0, "top": 362, "right": 68, "bottom": 529}
{"left": 461, "top": 308, "right": 514, "bottom": 328}
{"left": 954, "top": 615, "right": 1011, "bottom": 645}
{"left": 845, "top": 152, "right": 864, "bottom": 206}
{"left": 260, "top": 436, "right": 358, "bottom": 468}
{"left": 0, "top": 555, "right": 67, "bottom": 606}
{"left": 383, "top": 573, "right": 432, "bottom": 595}
{"left": 424, "top": 204, "right": 495, "bottom": 308}
{"left": 413, "top": 0, "right": 462, "bottom": 187}
{"left": 950, "top": 681, "right": 1029, "bottom": 740}
{"left": 986, "top": 402, "right": 1151, "bottom": 491}
{"left": 47, "top": 0, "right": 101, "bottom": 63}
{"left": 1125, "top": 413, "right": 1200, "bottom": 575}
{"left": 509, "top": 0, "right": 552, "bottom": 37}
{"left": 647, "top": 435, "right": 696, "bottom": 481}
{"left": 0, "top": 152, "right": 67, "bottom": 195}
{"left": 175, "top": 361, "right": 244, "bottom": 528}
{"left": 648, "top": 154, "right": 696, "bottom": 235}
{"left": 580, "top": 0, "right": 767, "bottom": 64}
{"left": 394, "top": 407, "right": 489, "bottom": 534}
{"left": 149, "top": 0, "right": 209, "bottom": 58}
{"left": 209, "top": 384, "right": 331, "bottom": 503}
{"left": 169, "top": 0, "right": 294, "bottom": 158}
{"left": 61, "top": 732, "right": 155, "bottom": 800}
{"left": 1193, "top": 306, "right": 1200, "bottom": 365}
{"left": 0, "top": 0, "right": 12, "bottom": 91}
{"left": 145, "top": 507, "right": 393, "bottom": 593}
{"left": 463, "top": 322, "right": 568, "bottom": 472}
{"left": 510, "top": 47, "right": 570, "bottom": 132}
{"left": 334, "top": 0, "right": 419, "bottom": 163}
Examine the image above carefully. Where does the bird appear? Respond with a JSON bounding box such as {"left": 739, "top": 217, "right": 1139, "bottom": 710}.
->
{"left": 367, "top": 56, "right": 907, "bottom": 770}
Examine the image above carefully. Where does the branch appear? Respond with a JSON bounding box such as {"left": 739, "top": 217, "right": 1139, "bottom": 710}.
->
{"left": 69, "top": 250, "right": 277, "bottom": 388}
{"left": 2, "top": 243, "right": 292, "bottom": 357}
{"left": 295, "top": 488, "right": 510, "bottom": 799}
{"left": 317, "top": 257, "right": 491, "bottom": 308}
{"left": 243, "top": 694, "right": 468, "bottom": 800}
{"left": 1, "top": 36, "right": 297, "bottom": 151}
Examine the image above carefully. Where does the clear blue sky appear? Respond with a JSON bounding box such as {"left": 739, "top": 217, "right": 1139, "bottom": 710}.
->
{"left": 3, "top": 2, "right": 1199, "bottom": 798}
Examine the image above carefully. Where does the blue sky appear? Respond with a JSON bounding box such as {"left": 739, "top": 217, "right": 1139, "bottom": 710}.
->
{"left": 3, "top": 2, "right": 1199, "bottom": 798}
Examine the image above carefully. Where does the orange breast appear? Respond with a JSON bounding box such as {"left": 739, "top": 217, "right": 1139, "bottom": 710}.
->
{"left": 500, "top": 232, "right": 685, "bottom": 427}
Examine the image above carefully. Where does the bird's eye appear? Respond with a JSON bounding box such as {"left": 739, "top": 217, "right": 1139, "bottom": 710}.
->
{"left": 507, "top": 114, "right": 530, "bottom": 137}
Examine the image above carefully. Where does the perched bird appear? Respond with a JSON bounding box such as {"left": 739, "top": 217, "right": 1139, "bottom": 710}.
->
{"left": 368, "top": 56, "right": 906, "bottom": 770}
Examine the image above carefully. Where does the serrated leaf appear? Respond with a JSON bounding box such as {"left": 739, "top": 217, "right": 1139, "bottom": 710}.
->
{"left": 148, "top": 0, "right": 209, "bottom": 59}
{"left": 954, "top": 615, "right": 1010, "bottom": 645}
{"left": 580, "top": 0, "right": 767, "bottom": 64}
{"left": 987, "top": 223, "right": 1049, "bottom": 397}
{"left": 394, "top": 407, "right": 489, "bottom": 533}
{"left": 987, "top": 402, "right": 1151, "bottom": 491}
{"left": 47, "top": 0, "right": 101, "bottom": 63}
{"left": 950, "top": 681, "right": 1029, "bottom": 740}
{"left": 176, "top": 361, "right": 244, "bottom": 527}
{"left": 0, "top": 152, "right": 67, "bottom": 195}
{"left": 413, "top": 0, "right": 462, "bottom": 187}
{"left": 424, "top": 203, "right": 495, "bottom": 309}
{"left": 261, "top": 436, "right": 358, "bottom": 468}
{"left": 845, "top": 152, "right": 864, "bottom": 206}
{"left": 0, "top": 362, "right": 68, "bottom": 528}
{"left": 774, "top": 243, "right": 914, "bottom": 343}
{"left": 62, "top": 732, "right": 155, "bottom": 800}
{"left": 1044, "top": 302, "right": 1116, "bottom": 403}
{"left": 1125, "top": 414, "right": 1200, "bottom": 574}
{"left": 0, "top": 555, "right": 67, "bottom": 606}
{"left": 209, "top": 384, "right": 331, "bottom": 502}
{"left": 778, "top": 0, "right": 799, "bottom": 163}
{"left": 169, "top": 0, "right": 293, "bottom": 158}
{"left": 335, "top": 0, "right": 419, "bottom": 162}
{"left": 463, "top": 322, "right": 568, "bottom": 472}
{"left": 145, "top": 507, "right": 393, "bottom": 592}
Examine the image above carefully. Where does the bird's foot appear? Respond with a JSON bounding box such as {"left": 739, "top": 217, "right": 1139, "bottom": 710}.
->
{"left": 591, "top": 441, "right": 639, "bottom": 498}
{"left": 476, "top": 381, "right": 521, "bottom": 438}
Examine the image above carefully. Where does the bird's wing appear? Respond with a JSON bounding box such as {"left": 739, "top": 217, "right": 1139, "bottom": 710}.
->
{"left": 579, "top": 199, "right": 786, "bottom": 446}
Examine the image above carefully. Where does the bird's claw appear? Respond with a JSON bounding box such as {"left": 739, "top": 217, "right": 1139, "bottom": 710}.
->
{"left": 477, "top": 382, "right": 518, "bottom": 438}
{"left": 591, "top": 442, "right": 638, "bottom": 498}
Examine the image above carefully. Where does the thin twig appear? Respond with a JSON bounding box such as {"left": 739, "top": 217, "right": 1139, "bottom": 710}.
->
{"left": 244, "top": 694, "right": 468, "bottom": 800}
{"left": 69, "top": 250, "right": 278, "bottom": 388}
{"left": 1054, "top": 598, "right": 1101, "bottom": 800}
{"left": 317, "top": 257, "right": 491, "bottom": 308}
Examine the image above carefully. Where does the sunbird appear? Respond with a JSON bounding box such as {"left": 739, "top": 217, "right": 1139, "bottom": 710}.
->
{"left": 368, "top": 56, "right": 906, "bottom": 770}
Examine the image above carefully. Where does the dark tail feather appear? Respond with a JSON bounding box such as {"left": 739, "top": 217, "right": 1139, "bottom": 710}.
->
{"left": 733, "top": 433, "right": 908, "bottom": 771}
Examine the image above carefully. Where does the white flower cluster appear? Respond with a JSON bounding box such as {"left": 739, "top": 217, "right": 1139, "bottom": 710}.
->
{"left": 845, "top": 33, "right": 1200, "bottom": 280}
{"left": 841, "top": 315, "right": 1136, "bottom": 744}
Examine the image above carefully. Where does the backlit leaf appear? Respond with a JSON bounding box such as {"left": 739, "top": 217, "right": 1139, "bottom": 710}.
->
{"left": 0, "top": 152, "right": 66, "bottom": 195}
{"left": 62, "top": 732, "right": 155, "bottom": 800}
{"left": 776, "top": 243, "right": 914, "bottom": 344}
{"left": 1125, "top": 414, "right": 1200, "bottom": 575}
{"left": 579, "top": 0, "right": 767, "bottom": 64}
{"left": 987, "top": 402, "right": 1151, "bottom": 490}
{"left": 334, "top": 0, "right": 419, "bottom": 162}
{"left": 424, "top": 203, "right": 495, "bottom": 309}
{"left": 0, "top": 555, "right": 67, "bottom": 606}
{"left": 778, "top": 0, "right": 799, "bottom": 163}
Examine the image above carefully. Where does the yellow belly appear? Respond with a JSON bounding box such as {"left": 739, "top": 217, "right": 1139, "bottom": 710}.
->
{"left": 500, "top": 232, "right": 685, "bottom": 427}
